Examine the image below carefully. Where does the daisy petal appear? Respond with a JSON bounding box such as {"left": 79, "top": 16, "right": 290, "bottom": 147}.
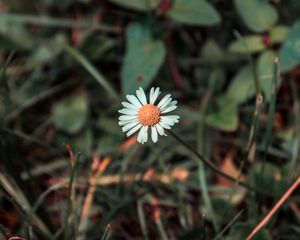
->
{"left": 142, "top": 126, "right": 148, "bottom": 144}
{"left": 122, "top": 102, "right": 138, "bottom": 110}
{"left": 150, "top": 87, "right": 160, "bottom": 104}
{"left": 159, "top": 121, "right": 171, "bottom": 129}
{"left": 161, "top": 105, "right": 177, "bottom": 113}
{"left": 137, "top": 125, "right": 148, "bottom": 143}
{"left": 161, "top": 116, "right": 178, "bottom": 126}
{"left": 126, "top": 95, "right": 142, "bottom": 108}
{"left": 161, "top": 100, "right": 177, "bottom": 111}
{"left": 137, "top": 128, "right": 144, "bottom": 143}
{"left": 157, "top": 94, "right": 171, "bottom": 108}
{"left": 159, "top": 98, "right": 172, "bottom": 110}
{"left": 118, "top": 108, "right": 138, "bottom": 115}
{"left": 164, "top": 115, "right": 180, "bottom": 121}
{"left": 151, "top": 126, "right": 158, "bottom": 143}
{"left": 126, "top": 123, "right": 142, "bottom": 137}
{"left": 136, "top": 87, "right": 147, "bottom": 105}
{"left": 119, "top": 115, "right": 138, "bottom": 121}
{"left": 122, "top": 121, "right": 140, "bottom": 132}
{"left": 119, "top": 118, "right": 138, "bottom": 126}
{"left": 149, "top": 87, "right": 154, "bottom": 102}
{"left": 155, "top": 124, "right": 166, "bottom": 136}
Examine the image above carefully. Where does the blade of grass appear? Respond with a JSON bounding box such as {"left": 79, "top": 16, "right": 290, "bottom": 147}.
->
{"left": 201, "top": 213, "right": 206, "bottom": 240}
{"left": 219, "top": 94, "right": 263, "bottom": 229}
{"left": 32, "top": 182, "right": 66, "bottom": 216}
{"left": 137, "top": 200, "right": 149, "bottom": 240}
{"left": 289, "top": 77, "right": 300, "bottom": 181}
{"left": 246, "top": 94, "right": 263, "bottom": 157}
{"left": 27, "top": 225, "right": 33, "bottom": 240}
{"left": 232, "top": 31, "right": 263, "bottom": 169}
{"left": 0, "top": 51, "right": 14, "bottom": 78}
{"left": 0, "top": 131, "right": 56, "bottom": 234}
{"left": 64, "top": 147, "right": 81, "bottom": 240}
{"left": 259, "top": 57, "right": 280, "bottom": 185}
{"left": 169, "top": 173, "right": 188, "bottom": 230}
{"left": 100, "top": 191, "right": 147, "bottom": 226}
{"left": 0, "top": 52, "right": 14, "bottom": 125}
{"left": 21, "top": 159, "right": 68, "bottom": 180}
{"left": 196, "top": 73, "right": 218, "bottom": 232}
{"left": 151, "top": 197, "right": 169, "bottom": 240}
{"left": 0, "top": 13, "right": 122, "bottom": 34}
{"left": 0, "top": 173, "right": 53, "bottom": 239}
{"left": 214, "top": 209, "right": 244, "bottom": 240}
{"left": 156, "top": 218, "right": 169, "bottom": 240}
{"left": 233, "top": 31, "right": 265, "bottom": 171}
{"left": 0, "top": 127, "right": 57, "bottom": 153}
{"left": 101, "top": 224, "right": 111, "bottom": 240}
{"left": 5, "top": 79, "right": 76, "bottom": 122}
{"left": 23, "top": 182, "right": 66, "bottom": 239}
{"left": 62, "top": 44, "right": 120, "bottom": 101}
{"left": 0, "top": 224, "right": 11, "bottom": 238}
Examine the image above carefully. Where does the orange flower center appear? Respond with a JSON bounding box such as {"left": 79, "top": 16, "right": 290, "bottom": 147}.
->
{"left": 138, "top": 104, "right": 161, "bottom": 126}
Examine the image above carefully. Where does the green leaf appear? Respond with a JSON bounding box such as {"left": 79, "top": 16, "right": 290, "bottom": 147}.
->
{"left": 168, "top": 0, "right": 221, "bottom": 26}
{"left": 234, "top": 0, "right": 278, "bottom": 32}
{"left": 228, "top": 36, "right": 265, "bottom": 54}
{"left": 52, "top": 95, "right": 88, "bottom": 134}
{"left": 27, "top": 34, "right": 67, "bottom": 68}
{"left": 0, "top": 14, "right": 33, "bottom": 49}
{"left": 226, "top": 222, "right": 271, "bottom": 240}
{"left": 201, "top": 40, "right": 224, "bottom": 63}
{"left": 279, "top": 20, "right": 300, "bottom": 72}
{"left": 270, "top": 25, "right": 290, "bottom": 44}
{"left": 121, "top": 23, "right": 165, "bottom": 94}
{"left": 108, "top": 0, "right": 159, "bottom": 11}
{"left": 226, "top": 65, "right": 256, "bottom": 104}
{"left": 205, "top": 96, "right": 239, "bottom": 131}
{"left": 257, "top": 50, "right": 278, "bottom": 102}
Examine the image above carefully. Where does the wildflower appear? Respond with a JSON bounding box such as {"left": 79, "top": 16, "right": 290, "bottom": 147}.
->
{"left": 118, "top": 87, "right": 179, "bottom": 144}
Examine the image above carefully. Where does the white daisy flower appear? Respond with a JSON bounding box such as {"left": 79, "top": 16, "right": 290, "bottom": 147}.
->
{"left": 118, "top": 87, "right": 180, "bottom": 144}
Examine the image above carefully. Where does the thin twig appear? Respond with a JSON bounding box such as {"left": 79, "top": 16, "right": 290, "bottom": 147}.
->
{"left": 78, "top": 156, "right": 111, "bottom": 240}
{"left": 246, "top": 176, "right": 300, "bottom": 240}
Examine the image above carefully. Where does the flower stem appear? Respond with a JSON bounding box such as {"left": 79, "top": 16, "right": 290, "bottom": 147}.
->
{"left": 167, "top": 130, "right": 273, "bottom": 197}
